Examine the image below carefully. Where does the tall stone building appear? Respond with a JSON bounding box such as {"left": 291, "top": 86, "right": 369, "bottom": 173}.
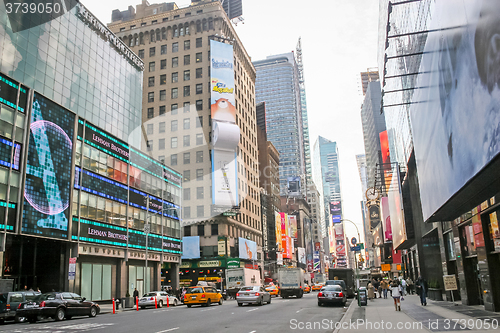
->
{"left": 109, "top": 0, "right": 262, "bottom": 285}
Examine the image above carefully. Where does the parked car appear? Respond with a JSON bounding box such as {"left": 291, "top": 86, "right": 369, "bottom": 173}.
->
{"left": 304, "top": 284, "right": 311, "bottom": 293}
{"left": 325, "top": 280, "right": 347, "bottom": 294}
{"left": 16, "top": 292, "right": 100, "bottom": 323}
{"left": 139, "top": 291, "right": 179, "bottom": 308}
{"left": 183, "top": 286, "right": 223, "bottom": 308}
{"left": 236, "top": 286, "right": 271, "bottom": 306}
{"left": 317, "top": 285, "right": 346, "bottom": 306}
{"left": 0, "top": 291, "right": 40, "bottom": 324}
{"left": 264, "top": 285, "right": 279, "bottom": 297}
{"left": 311, "top": 283, "right": 323, "bottom": 291}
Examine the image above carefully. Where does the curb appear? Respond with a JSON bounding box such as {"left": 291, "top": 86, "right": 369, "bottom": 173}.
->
{"left": 332, "top": 298, "right": 357, "bottom": 333}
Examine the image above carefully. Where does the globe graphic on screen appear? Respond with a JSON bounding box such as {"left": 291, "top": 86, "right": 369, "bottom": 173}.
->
{"left": 24, "top": 120, "right": 73, "bottom": 215}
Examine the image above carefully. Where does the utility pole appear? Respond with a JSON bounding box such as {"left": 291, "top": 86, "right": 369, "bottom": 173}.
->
{"left": 144, "top": 195, "right": 151, "bottom": 294}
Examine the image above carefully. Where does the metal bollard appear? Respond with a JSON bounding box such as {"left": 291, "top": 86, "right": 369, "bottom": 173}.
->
{"left": 155, "top": 296, "right": 157, "bottom": 309}
{"left": 136, "top": 297, "right": 139, "bottom": 311}
{"left": 112, "top": 298, "right": 115, "bottom": 314}
{"left": 167, "top": 296, "right": 169, "bottom": 307}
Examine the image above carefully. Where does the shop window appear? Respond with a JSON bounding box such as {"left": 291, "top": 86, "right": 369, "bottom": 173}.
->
{"left": 81, "top": 263, "right": 112, "bottom": 301}
{"left": 198, "top": 224, "right": 205, "bottom": 236}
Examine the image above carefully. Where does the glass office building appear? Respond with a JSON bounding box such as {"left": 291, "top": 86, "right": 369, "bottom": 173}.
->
{"left": 0, "top": 4, "right": 182, "bottom": 300}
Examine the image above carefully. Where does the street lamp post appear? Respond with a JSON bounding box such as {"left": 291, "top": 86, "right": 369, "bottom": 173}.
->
{"left": 341, "top": 219, "right": 362, "bottom": 307}
{"left": 144, "top": 196, "right": 150, "bottom": 294}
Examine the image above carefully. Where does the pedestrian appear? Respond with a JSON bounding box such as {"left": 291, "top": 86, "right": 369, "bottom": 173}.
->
{"left": 367, "top": 282, "right": 375, "bottom": 300}
{"left": 133, "top": 288, "right": 139, "bottom": 304}
{"left": 181, "top": 288, "right": 187, "bottom": 302}
{"left": 417, "top": 276, "right": 428, "bottom": 306}
{"left": 377, "top": 279, "right": 382, "bottom": 299}
{"left": 382, "top": 279, "right": 389, "bottom": 299}
{"left": 401, "top": 278, "right": 407, "bottom": 296}
{"left": 390, "top": 281, "right": 401, "bottom": 311}
{"left": 406, "top": 278, "right": 413, "bottom": 295}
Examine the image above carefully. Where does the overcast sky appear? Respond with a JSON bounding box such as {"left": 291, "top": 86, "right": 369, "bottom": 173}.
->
{"left": 82, "top": 0, "right": 381, "bottom": 244}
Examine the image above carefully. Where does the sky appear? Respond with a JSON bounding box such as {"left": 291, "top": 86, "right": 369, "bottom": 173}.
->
{"left": 82, "top": 0, "right": 381, "bottom": 244}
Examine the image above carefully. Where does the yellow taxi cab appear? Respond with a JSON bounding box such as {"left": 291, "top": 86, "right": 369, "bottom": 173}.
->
{"left": 184, "top": 286, "right": 223, "bottom": 308}
{"left": 312, "top": 283, "right": 323, "bottom": 291}
{"left": 304, "top": 284, "right": 311, "bottom": 293}
{"left": 265, "top": 285, "right": 279, "bottom": 296}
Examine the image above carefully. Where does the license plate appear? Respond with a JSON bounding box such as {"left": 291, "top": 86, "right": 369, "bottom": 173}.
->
{"left": 191, "top": 296, "right": 196, "bottom": 299}
{"left": 328, "top": 294, "right": 333, "bottom": 299}
{"left": 244, "top": 293, "right": 249, "bottom": 296}
{"left": 25, "top": 304, "right": 37, "bottom": 308}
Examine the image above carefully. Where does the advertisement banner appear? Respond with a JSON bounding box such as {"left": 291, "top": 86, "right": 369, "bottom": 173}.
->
{"left": 238, "top": 237, "right": 257, "bottom": 260}
{"left": 330, "top": 201, "right": 341, "bottom": 214}
{"left": 328, "top": 224, "right": 335, "bottom": 254}
{"left": 275, "top": 212, "right": 282, "bottom": 251}
{"left": 368, "top": 203, "right": 381, "bottom": 230}
{"left": 226, "top": 258, "right": 240, "bottom": 269}
{"left": 314, "top": 242, "right": 321, "bottom": 252}
{"left": 313, "top": 251, "right": 320, "bottom": 271}
{"left": 210, "top": 40, "right": 236, "bottom": 123}
{"left": 388, "top": 168, "right": 406, "bottom": 249}
{"left": 381, "top": 197, "right": 392, "bottom": 242}
{"left": 23, "top": 93, "right": 75, "bottom": 239}
{"left": 335, "top": 223, "right": 344, "bottom": 240}
{"left": 277, "top": 252, "right": 283, "bottom": 266}
{"left": 289, "top": 215, "right": 298, "bottom": 239}
{"left": 297, "top": 247, "right": 306, "bottom": 265}
{"left": 287, "top": 176, "right": 301, "bottom": 197}
{"left": 283, "top": 235, "right": 292, "bottom": 259}
{"left": 409, "top": 0, "right": 500, "bottom": 221}
{"left": 181, "top": 236, "right": 200, "bottom": 259}
{"left": 332, "top": 215, "right": 342, "bottom": 224}
{"left": 218, "top": 236, "right": 226, "bottom": 257}
{"left": 336, "top": 241, "right": 346, "bottom": 257}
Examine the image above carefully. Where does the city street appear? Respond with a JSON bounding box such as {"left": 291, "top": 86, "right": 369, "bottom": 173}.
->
{"left": 0, "top": 293, "right": 350, "bottom": 333}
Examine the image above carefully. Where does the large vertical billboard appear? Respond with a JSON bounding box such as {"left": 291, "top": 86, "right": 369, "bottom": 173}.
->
{"left": 210, "top": 40, "right": 240, "bottom": 209}
{"left": 381, "top": 197, "right": 392, "bottom": 242}
{"left": 23, "top": 93, "right": 75, "bottom": 239}
{"left": 275, "top": 212, "right": 282, "bottom": 251}
{"left": 410, "top": 0, "right": 500, "bottom": 221}
{"left": 289, "top": 215, "right": 298, "bottom": 239}
{"left": 388, "top": 169, "right": 406, "bottom": 249}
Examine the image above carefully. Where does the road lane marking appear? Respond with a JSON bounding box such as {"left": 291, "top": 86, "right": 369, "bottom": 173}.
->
{"left": 246, "top": 308, "right": 259, "bottom": 312}
{"left": 249, "top": 331, "right": 256, "bottom": 333}
{"left": 156, "top": 328, "right": 179, "bottom": 333}
{"left": 296, "top": 309, "right": 303, "bottom": 313}
{"left": 200, "top": 307, "right": 215, "bottom": 312}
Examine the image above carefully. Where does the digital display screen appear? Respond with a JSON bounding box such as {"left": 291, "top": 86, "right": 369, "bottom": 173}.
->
{"left": 79, "top": 167, "right": 128, "bottom": 204}
{"left": 84, "top": 121, "right": 129, "bottom": 161}
{"left": 22, "top": 93, "right": 75, "bottom": 239}
{"left": 0, "top": 137, "right": 21, "bottom": 170}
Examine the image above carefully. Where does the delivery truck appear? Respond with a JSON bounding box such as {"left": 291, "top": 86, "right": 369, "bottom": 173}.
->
{"left": 278, "top": 268, "right": 304, "bottom": 298}
{"left": 328, "top": 268, "right": 355, "bottom": 297}
{"left": 226, "top": 268, "right": 261, "bottom": 298}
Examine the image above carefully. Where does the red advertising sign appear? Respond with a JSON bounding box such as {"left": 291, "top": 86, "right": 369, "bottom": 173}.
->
{"left": 336, "top": 243, "right": 346, "bottom": 256}
{"left": 314, "top": 242, "right": 321, "bottom": 252}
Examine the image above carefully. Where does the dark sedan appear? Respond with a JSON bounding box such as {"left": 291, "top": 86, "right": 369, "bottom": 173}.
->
{"left": 317, "top": 285, "right": 346, "bottom": 306}
{"left": 16, "top": 292, "right": 100, "bottom": 323}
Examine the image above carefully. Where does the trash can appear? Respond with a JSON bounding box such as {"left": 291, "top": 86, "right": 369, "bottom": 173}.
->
{"left": 358, "top": 287, "right": 367, "bottom": 306}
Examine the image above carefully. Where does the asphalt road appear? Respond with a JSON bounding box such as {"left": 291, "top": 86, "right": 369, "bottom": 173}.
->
{"left": 0, "top": 292, "right": 351, "bottom": 333}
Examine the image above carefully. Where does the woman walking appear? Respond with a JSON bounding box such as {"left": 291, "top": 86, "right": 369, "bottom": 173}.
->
{"left": 390, "top": 281, "right": 402, "bottom": 311}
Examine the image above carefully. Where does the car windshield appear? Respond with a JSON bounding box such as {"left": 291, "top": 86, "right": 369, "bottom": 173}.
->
{"left": 187, "top": 287, "right": 203, "bottom": 294}
{"left": 239, "top": 286, "right": 257, "bottom": 291}
{"left": 322, "top": 286, "right": 342, "bottom": 291}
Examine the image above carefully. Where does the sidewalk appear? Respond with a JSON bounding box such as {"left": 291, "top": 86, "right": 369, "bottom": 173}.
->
{"left": 99, "top": 302, "right": 183, "bottom": 314}
{"left": 335, "top": 294, "right": 500, "bottom": 333}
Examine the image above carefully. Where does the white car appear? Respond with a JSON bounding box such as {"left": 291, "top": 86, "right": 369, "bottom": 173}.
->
{"left": 139, "top": 291, "right": 179, "bottom": 309}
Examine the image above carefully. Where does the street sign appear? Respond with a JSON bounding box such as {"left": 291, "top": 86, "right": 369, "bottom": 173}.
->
{"left": 144, "top": 223, "right": 150, "bottom": 234}
{"left": 351, "top": 237, "right": 357, "bottom": 246}
{"left": 443, "top": 275, "right": 458, "bottom": 291}
{"left": 68, "top": 257, "right": 76, "bottom": 280}
{"left": 381, "top": 264, "right": 391, "bottom": 271}
{"left": 350, "top": 246, "right": 361, "bottom": 251}
{"left": 358, "top": 243, "right": 364, "bottom": 250}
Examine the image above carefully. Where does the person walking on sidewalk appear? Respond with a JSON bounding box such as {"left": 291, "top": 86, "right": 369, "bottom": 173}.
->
{"left": 416, "top": 276, "right": 428, "bottom": 306}
{"left": 401, "top": 278, "right": 407, "bottom": 296}
{"left": 406, "top": 278, "right": 413, "bottom": 295}
{"left": 133, "top": 288, "right": 139, "bottom": 304}
{"left": 390, "top": 281, "right": 401, "bottom": 311}
{"left": 381, "top": 279, "right": 389, "bottom": 299}
{"left": 367, "top": 282, "right": 375, "bottom": 300}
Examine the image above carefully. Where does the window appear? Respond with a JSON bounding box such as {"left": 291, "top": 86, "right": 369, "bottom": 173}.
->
{"left": 149, "top": 62, "right": 155, "bottom": 72}
{"left": 158, "top": 155, "right": 165, "bottom": 164}
{"left": 198, "top": 224, "right": 204, "bottom": 236}
{"left": 159, "top": 138, "right": 165, "bottom": 150}
{"left": 131, "top": 25, "right": 136, "bottom": 29}
{"left": 161, "top": 45, "right": 167, "bottom": 54}
{"left": 151, "top": 31, "right": 156, "bottom": 42}
{"left": 183, "top": 118, "right": 190, "bottom": 129}
{"left": 148, "top": 93, "right": 154, "bottom": 103}
{"left": 147, "top": 124, "right": 153, "bottom": 135}
{"left": 183, "top": 152, "right": 190, "bottom": 164}
{"left": 184, "top": 86, "right": 190, "bottom": 97}
{"left": 183, "top": 135, "right": 190, "bottom": 147}
{"left": 184, "top": 40, "right": 190, "bottom": 50}
{"left": 148, "top": 76, "right": 155, "bottom": 87}
{"left": 196, "top": 187, "right": 204, "bottom": 199}
{"left": 171, "top": 88, "right": 178, "bottom": 99}
{"left": 183, "top": 207, "right": 191, "bottom": 219}
{"left": 184, "top": 70, "right": 190, "bottom": 81}
{"left": 211, "top": 224, "right": 218, "bottom": 236}
{"left": 160, "top": 74, "right": 166, "bottom": 85}
{"left": 149, "top": 47, "right": 155, "bottom": 57}
{"left": 160, "top": 59, "right": 167, "bottom": 69}
{"left": 159, "top": 122, "right": 165, "bottom": 133}
{"left": 196, "top": 52, "right": 202, "bottom": 63}
{"left": 171, "top": 137, "right": 178, "bottom": 148}
{"left": 183, "top": 170, "right": 191, "bottom": 182}
{"left": 196, "top": 83, "right": 203, "bottom": 94}
{"left": 196, "top": 37, "right": 202, "bottom": 48}
{"left": 120, "top": 27, "right": 126, "bottom": 32}
{"left": 148, "top": 108, "right": 155, "bottom": 119}
{"left": 152, "top": 20, "right": 157, "bottom": 24}
{"left": 196, "top": 169, "right": 203, "bottom": 181}
{"left": 159, "top": 105, "right": 166, "bottom": 115}
{"left": 196, "top": 68, "right": 202, "bottom": 78}
{"left": 196, "top": 151, "right": 203, "bottom": 163}
{"left": 160, "top": 90, "right": 166, "bottom": 101}
{"left": 171, "top": 120, "right": 178, "bottom": 131}
{"left": 171, "top": 154, "right": 177, "bottom": 166}
{"left": 172, "top": 57, "right": 178, "bottom": 67}
{"left": 171, "top": 104, "right": 178, "bottom": 114}
{"left": 147, "top": 140, "right": 153, "bottom": 151}
{"left": 172, "top": 72, "right": 178, "bottom": 83}
{"left": 184, "top": 55, "right": 190, "bottom": 65}
{"left": 197, "top": 206, "right": 204, "bottom": 218}
{"left": 183, "top": 188, "right": 191, "bottom": 200}
{"left": 172, "top": 42, "right": 178, "bottom": 53}
{"left": 196, "top": 100, "right": 203, "bottom": 111}
{"left": 180, "top": 27, "right": 185, "bottom": 36}
{"left": 196, "top": 133, "right": 203, "bottom": 145}
{"left": 163, "top": 17, "right": 168, "bottom": 22}
{"left": 184, "top": 226, "right": 191, "bottom": 236}
{"left": 174, "top": 27, "right": 179, "bottom": 37}
{"left": 183, "top": 102, "right": 190, "bottom": 113}
{"left": 138, "top": 49, "right": 145, "bottom": 59}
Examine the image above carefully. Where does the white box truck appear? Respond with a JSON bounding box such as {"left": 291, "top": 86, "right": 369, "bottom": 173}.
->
{"left": 226, "top": 268, "right": 261, "bottom": 298}
{"left": 278, "top": 268, "right": 304, "bottom": 298}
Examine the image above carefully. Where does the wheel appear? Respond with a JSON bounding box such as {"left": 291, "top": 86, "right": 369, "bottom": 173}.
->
{"left": 55, "top": 307, "right": 65, "bottom": 321}
{"left": 205, "top": 299, "right": 211, "bottom": 307}
{"left": 28, "top": 316, "right": 37, "bottom": 323}
{"left": 186, "top": 304, "right": 192, "bottom": 308}
{"left": 267, "top": 297, "right": 271, "bottom": 304}
{"left": 218, "top": 297, "right": 223, "bottom": 305}
{"left": 89, "top": 306, "right": 97, "bottom": 317}
{"left": 14, "top": 316, "right": 26, "bottom": 323}
{"left": 173, "top": 299, "right": 178, "bottom": 306}
{"left": 237, "top": 303, "right": 243, "bottom": 306}
{"left": 158, "top": 300, "right": 163, "bottom": 308}
{"left": 258, "top": 297, "right": 263, "bottom": 306}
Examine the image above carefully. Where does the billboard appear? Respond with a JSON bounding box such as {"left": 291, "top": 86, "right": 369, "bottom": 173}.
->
{"left": 336, "top": 241, "right": 346, "bottom": 257}
{"left": 368, "top": 203, "right": 381, "bottom": 230}
{"left": 210, "top": 40, "right": 239, "bottom": 208}
{"left": 330, "top": 201, "right": 341, "bottom": 214}
{"left": 334, "top": 223, "right": 344, "bottom": 240}
{"left": 287, "top": 176, "right": 301, "bottom": 197}
{"left": 275, "top": 212, "right": 282, "bottom": 251}
{"left": 289, "top": 215, "right": 298, "bottom": 239}
{"left": 181, "top": 236, "right": 200, "bottom": 259}
{"left": 328, "top": 224, "right": 335, "bottom": 254}
{"left": 297, "top": 247, "right": 306, "bottom": 265}
{"left": 23, "top": 93, "right": 75, "bottom": 239}
{"left": 313, "top": 251, "right": 320, "bottom": 271}
{"left": 388, "top": 169, "right": 406, "bottom": 249}
{"left": 332, "top": 215, "right": 342, "bottom": 224}
{"left": 381, "top": 197, "right": 392, "bottom": 242}
{"left": 238, "top": 237, "right": 257, "bottom": 260}
{"left": 409, "top": 0, "right": 500, "bottom": 221}
{"left": 283, "top": 235, "right": 293, "bottom": 259}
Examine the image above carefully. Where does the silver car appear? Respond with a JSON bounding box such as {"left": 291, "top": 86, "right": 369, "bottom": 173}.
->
{"left": 317, "top": 285, "right": 346, "bottom": 306}
{"left": 139, "top": 291, "right": 179, "bottom": 309}
{"left": 236, "top": 286, "right": 271, "bottom": 306}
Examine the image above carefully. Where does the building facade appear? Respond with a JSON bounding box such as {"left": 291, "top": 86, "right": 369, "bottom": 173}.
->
{"left": 0, "top": 3, "right": 182, "bottom": 300}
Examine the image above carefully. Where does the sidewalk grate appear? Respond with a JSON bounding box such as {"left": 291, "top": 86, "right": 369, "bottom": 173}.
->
{"left": 404, "top": 303, "right": 470, "bottom": 332}
{"left": 351, "top": 306, "right": 365, "bottom": 322}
